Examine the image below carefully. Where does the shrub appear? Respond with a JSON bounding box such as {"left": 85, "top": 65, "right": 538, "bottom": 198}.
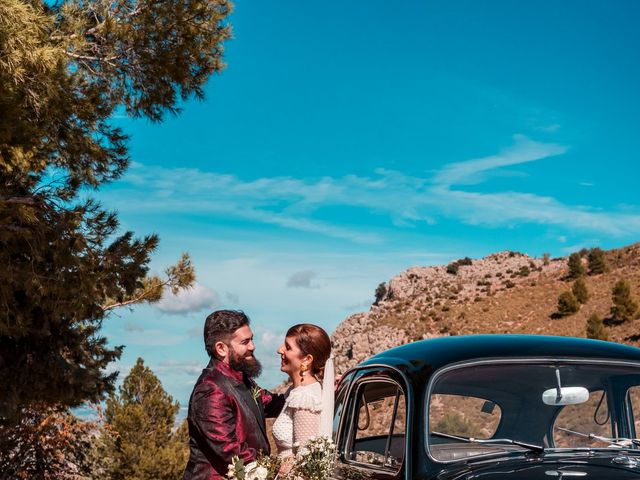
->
{"left": 567, "top": 252, "right": 586, "bottom": 279}
{"left": 518, "top": 266, "right": 531, "bottom": 277}
{"left": 588, "top": 248, "right": 608, "bottom": 275}
{"left": 446, "top": 257, "right": 473, "bottom": 275}
{"left": 374, "top": 282, "right": 387, "bottom": 305}
{"left": 432, "top": 412, "right": 480, "bottom": 438}
{"left": 504, "top": 280, "right": 516, "bottom": 289}
{"left": 572, "top": 277, "right": 589, "bottom": 304}
{"left": 586, "top": 313, "right": 608, "bottom": 341}
{"left": 542, "top": 253, "right": 551, "bottom": 266}
{"left": 557, "top": 291, "right": 580, "bottom": 316}
{"left": 610, "top": 279, "right": 638, "bottom": 324}
{"left": 446, "top": 263, "right": 459, "bottom": 275}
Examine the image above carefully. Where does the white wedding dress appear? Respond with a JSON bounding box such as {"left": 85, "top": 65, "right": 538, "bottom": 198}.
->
{"left": 272, "top": 381, "right": 323, "bottom": 458}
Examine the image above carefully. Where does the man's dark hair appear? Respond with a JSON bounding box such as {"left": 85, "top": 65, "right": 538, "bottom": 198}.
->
{"left": 204, "top": 310, "right": 250, "bottom": 358}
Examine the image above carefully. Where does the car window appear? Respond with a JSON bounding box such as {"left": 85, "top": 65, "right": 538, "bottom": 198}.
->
{"left": 427, "top": 361, "right": 640, "bottom": 462}
{"left": 553, "top": 389, "right": 611, "bottom": 447}
{"left": 429, "top": 394, "right": 501, "bottom": 439}
{"left": 345, "top": 380, "right": 405, "bottom": 471}
{"left": 627, "top": 386, "right": 640, "bottom": 436}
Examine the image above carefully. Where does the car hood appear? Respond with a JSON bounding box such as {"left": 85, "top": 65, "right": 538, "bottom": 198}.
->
{"left": 432, "top": 451, "right": 640, "bottom": 479}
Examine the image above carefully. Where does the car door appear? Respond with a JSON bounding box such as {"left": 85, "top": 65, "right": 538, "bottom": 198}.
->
{"left": 332, "top": 369, "right": 408, "bottom": 480}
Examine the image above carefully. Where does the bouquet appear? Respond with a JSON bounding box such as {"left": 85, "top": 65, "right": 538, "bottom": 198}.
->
{"left": 227, "top": 454, "right": 281, "bottom": 480}
{"left": 289, "top": 436, "right": 337, "bottom": 480}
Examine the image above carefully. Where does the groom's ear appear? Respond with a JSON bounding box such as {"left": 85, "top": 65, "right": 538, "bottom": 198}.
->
{"left": 214, "top": 341, "right": 229, "bottom": 361}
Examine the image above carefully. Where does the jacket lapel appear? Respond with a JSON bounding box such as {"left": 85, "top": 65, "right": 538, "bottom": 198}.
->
{"left": 235, "top": 380, "right": 268, "bottom": 439}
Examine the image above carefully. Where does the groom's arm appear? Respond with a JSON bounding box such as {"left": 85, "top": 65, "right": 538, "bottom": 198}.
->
{"left": 259, "top": 388, "right": 286, "bottom": 418}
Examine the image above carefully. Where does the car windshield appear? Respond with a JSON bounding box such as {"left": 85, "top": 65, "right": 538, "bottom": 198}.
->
{"left": 427, "top": 360, "right": 640, "bottom": 462}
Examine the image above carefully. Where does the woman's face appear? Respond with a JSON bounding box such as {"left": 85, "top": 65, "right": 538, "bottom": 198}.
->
{"left": 277, "top": 335, "right": 311, "bottom": 379}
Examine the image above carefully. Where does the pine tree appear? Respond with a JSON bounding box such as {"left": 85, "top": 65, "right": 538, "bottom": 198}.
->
{"left": 567, "top": 252, "right": 586, "bottom": 279}
{"left": 557, "top": 291, "right": 580, "bottom": 316}
{"left": 610, "top": 280, "right": 638, "bottom": 324}
{"left": 102, "top": 358, "right": 188, "bottom": 480}
{"left": 572, "top": 277, "right": 589, "bottom": 304}
{"left": 0, "top": 0, "right": 230, "bottom": 421}
{"left": 588, "top": 247, "right": 608, "bottom": 275}
{"left": 586, "top": 313, "right": 608, "bottom": 341}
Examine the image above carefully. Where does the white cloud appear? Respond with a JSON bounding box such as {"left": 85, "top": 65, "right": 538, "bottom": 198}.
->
{"left": 286, "top": 270, "right": 319, "bottom": 288}
{"left": 432, "top": 134, "right": 567, "bottom": 186}
{"left": 155, "top": 360, "right": 203, "bottom": 376}
{"left": 155, "top": 283, "right": 220, "bottom": 314}
{"left": 100, "top": 135, "right": 640, "bottom": 239}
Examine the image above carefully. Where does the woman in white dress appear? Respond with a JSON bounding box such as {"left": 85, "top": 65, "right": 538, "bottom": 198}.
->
{"left": 272, "top": 324, "right": 334, "bottom": 466}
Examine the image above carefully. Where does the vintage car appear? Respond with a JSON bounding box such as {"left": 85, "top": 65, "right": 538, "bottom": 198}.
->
{"left": 330, "top": 334, "right": 640, "bottom": 479}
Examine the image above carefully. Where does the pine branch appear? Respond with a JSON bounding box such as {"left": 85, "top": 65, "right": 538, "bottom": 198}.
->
{"left": 101, "top": 280, "right": 169, "bottom": 312}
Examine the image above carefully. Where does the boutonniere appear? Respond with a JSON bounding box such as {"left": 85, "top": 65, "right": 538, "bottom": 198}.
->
{"left": 251, "top": 385, "right": 262, "bottom": 405}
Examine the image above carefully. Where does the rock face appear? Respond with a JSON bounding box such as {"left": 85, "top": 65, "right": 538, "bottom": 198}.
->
{"left": 331, "top": 312, "right": 409, "bottom": 375}
{"left": 330, "top": 251, "right": 566, "bottom": 375}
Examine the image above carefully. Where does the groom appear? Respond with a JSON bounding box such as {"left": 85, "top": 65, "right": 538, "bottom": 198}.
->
{"left": 183, "top": 310, "right": 285, "bottom": 480}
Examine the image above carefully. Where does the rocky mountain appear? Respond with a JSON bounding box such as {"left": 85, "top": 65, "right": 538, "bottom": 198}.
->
{"left": 331, "top": 242, "right": 640, "bottom": 375}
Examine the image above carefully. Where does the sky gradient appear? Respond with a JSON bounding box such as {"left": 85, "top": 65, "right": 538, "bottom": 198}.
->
{"left": 92, "top": 1, "right": 640, "bottom": 417}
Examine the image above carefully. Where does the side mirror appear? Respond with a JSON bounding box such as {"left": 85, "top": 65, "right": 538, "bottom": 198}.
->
{"left": 542, "top": 387, "right": 589, "bottom": 406}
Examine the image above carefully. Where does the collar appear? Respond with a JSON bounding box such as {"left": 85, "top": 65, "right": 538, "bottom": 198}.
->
{"left": 208, "top": 357, "right": 244, "bottom": 384}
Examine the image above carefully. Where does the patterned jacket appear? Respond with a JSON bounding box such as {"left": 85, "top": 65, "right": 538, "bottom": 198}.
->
{"left": 183, "top": 358, "right": 285, "bottom": 480}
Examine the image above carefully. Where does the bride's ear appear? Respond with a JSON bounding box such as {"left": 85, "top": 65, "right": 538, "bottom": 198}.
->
{"left": 305, "top": 353, "right": 314, "bottom": 368}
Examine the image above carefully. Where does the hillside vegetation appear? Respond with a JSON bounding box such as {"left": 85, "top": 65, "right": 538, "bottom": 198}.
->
{"left": 331, "top": 242, "right": 640, "bottom": 375}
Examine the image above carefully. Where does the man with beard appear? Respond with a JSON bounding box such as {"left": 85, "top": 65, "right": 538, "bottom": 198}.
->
{"left": 183, "top": 310, "right": 286, "bottom": 480}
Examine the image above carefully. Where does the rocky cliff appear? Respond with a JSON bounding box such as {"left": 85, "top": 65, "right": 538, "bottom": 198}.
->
{"left": 331, "top": 243, "right": 640, "bottom": 375}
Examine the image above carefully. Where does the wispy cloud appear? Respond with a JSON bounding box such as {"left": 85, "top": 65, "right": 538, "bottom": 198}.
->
{"left": 432, "top": 134, "right": 567, "bottom": 186}
{"left": 101, "top": 135, "right": 640, "bottom": 240}
{"left": 155, "top": 360, "right": 203, "bottom": 376}
{"left": 124, "top": 321, "right": 144, "bottom": 333}
{"left": 121, "top": 329, "right": 185, "bottom": 346}
{"left": 155, "top": 283, "right": 219, "bottom": 315}
{"left": 224, "top": 292, "right": 240, "bottom": 304}
{"left": 286, "top": 270, "right": 319, "bottom": 288}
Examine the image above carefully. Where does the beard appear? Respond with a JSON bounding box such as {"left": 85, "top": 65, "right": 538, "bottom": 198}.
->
{"left": 229, "top": 349, "right": 262, "bottom": 378}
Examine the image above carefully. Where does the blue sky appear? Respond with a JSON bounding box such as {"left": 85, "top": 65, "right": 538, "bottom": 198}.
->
{"left": 93, "top": 1, "right": 640, "bottom": 416}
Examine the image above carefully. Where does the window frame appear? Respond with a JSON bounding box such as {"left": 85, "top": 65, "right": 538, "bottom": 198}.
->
{"left": 336, "top": 366, "right": 410, "bottom": 478}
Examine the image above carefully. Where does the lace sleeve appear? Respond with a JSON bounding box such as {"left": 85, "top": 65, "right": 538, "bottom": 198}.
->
{"left": 292, "top": 408, "right": 321, "bottom": 452}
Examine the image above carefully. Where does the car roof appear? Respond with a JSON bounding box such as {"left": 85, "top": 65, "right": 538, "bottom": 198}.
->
{"left": 359, "top": 334, "right": 640, "bottom": 378}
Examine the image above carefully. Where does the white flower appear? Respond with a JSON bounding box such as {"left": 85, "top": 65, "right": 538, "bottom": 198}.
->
{"left": 248, "top": 465, "right": 269, "bottom": 480}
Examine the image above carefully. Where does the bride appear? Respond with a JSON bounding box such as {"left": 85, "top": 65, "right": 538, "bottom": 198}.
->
{"left": 272, "top": 323, "right": 334, "bottom": 464}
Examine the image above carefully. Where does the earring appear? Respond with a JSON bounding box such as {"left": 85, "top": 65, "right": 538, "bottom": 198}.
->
{"left": 300, "top": 363, "right": 308, "bottom": 383}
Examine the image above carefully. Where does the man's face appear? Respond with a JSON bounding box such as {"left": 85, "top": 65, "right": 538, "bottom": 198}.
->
{"left": 227, "top": 324, "right": 262, "bottom": 377}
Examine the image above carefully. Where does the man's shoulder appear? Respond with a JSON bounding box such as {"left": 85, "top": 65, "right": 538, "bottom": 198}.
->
{"left": 194, "top": 367, "right": 231, "bottom": 392}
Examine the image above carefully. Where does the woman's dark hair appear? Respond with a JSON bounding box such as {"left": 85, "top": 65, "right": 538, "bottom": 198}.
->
{"left": 286, "top": 323, "right": 331, "bottom": 379}
{"left": 204, "top": 310, "right": 250, "bottom": 358}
